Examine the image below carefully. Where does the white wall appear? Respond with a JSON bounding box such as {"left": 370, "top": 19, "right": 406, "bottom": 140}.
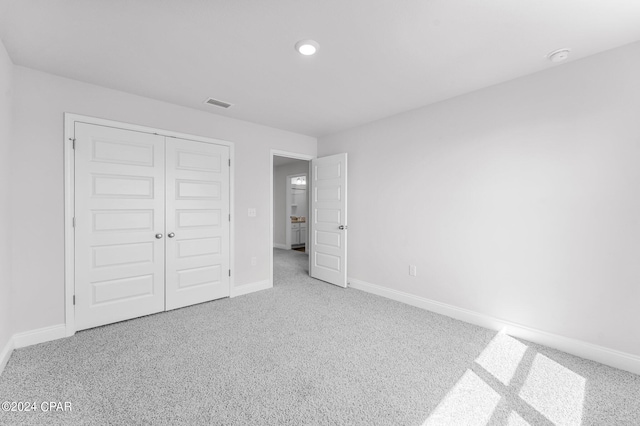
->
{"left": 0, "top": 39, "right": 13, "bottom": 352}
{"left": 319, "top": 41, "right": 640, "bottom": 356}
{"left": 273, "top": 160, "right": 309, "bottom": 246}
{"left": 11, "top": 66, "right": 316, "bottom": 334}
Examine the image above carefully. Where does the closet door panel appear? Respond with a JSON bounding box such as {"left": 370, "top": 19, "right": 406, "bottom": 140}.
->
{"left": 165, "top": 138, "right": 230, "bottom": 310}
{"left": 75, "top": 123, "right": 166, "bottom": 331}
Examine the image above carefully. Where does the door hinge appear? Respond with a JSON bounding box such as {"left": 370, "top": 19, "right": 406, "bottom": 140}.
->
{"left": 229, "top": 214, "right": 231, "bottom": 222}
{"left": 228, "top": 159, "right": 231, "bottom": 167}
{"left": 73, "top": 295, "right": 76, "bottom": 305}
{"left": 70, "top": 138, "right": 76, "bottom": 149}
{"left": 228, "top": 270, "right": 231, "bottom": 277}
{"left": 72, "top": 217, "right": 76, "bottom": 227}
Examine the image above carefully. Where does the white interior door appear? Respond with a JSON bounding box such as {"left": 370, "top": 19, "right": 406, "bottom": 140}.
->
{"left": 74, "top": 123, "right": 166, "bottom": 330}
{"left": 310, "top": 153, "right": 348, "bottom": 287}
{"left": 165, "top": 137, "right": 230, "bottom": 310}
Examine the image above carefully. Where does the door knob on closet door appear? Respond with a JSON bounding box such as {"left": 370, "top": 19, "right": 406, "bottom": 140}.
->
{"left": 155, "top": 233, "right": 163, "bottom": 239}
{"left": 339, "top": 225, "right": 348, "bottom": 230}
{"left": 168, "top": 233, "right": 175, "bottom": 238}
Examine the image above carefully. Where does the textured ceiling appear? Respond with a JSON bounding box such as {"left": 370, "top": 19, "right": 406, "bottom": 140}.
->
{"left": 1, "top": 0, "right": 639, "bottom": 137}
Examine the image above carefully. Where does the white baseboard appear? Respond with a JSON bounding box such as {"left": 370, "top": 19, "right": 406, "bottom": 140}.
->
{"left": 0, "top": 336, "right": 14, "bottom": 376}
{"left": 230, "top": 279, "right": 272, "bottom": 298}
{"left": 349, "top": 278, "right": 640, "bottom": 376}
{"left": 274, "top": 243, "right": 288, "bottom": 250}
{"left": 1, "top": 324, "right": 67, "bottom": 377}
{"left": 12, "top": 324, "right": 67, "bottom": 349}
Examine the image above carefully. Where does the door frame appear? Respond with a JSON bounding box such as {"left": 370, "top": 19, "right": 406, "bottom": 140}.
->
{"left": 285, "top": 172, "right": 308, "bottom": 249}
{"left": 64, "top": 113, "right": 235, "bottom": 337}
{"left": 270, "top": 150, "right": 313, "bottom": 287}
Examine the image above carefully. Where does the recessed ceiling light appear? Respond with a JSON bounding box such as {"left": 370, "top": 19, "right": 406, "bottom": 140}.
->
{"left": 547, "top": 48, "right": 571, "bottom": 63}
{"left": 295, "top": 39, "right": 319, "bottom": 56}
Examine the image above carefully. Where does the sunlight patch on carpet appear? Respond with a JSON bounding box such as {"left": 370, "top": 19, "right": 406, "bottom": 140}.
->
{"left": 507, "top": 410, "right": 530, "bottom": 425}
{"left": 519, "top": 353, "right": 585, "bottom": 425}
{"left": 475, "top": 331, "right": 528, "bottom": 385}
{"left": 423, "top": 331, "right": 587, "bottom": 425}
{"left": 423, "top": 370, "right": 501, "bottom": 426}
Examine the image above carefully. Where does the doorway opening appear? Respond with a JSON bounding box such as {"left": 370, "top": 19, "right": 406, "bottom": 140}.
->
{"left": 269, "top": 150, "right": 348, "bottom": 289}
{"left": 287, "top": 173, "right": 308, "bottom": 253}
{"left": 270, "top": 151, "right": 313, "bottom": 285}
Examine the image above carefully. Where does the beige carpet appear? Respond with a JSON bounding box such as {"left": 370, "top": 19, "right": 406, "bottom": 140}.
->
{"left": 0, "top": 249, "right": 639, "bottom": 425}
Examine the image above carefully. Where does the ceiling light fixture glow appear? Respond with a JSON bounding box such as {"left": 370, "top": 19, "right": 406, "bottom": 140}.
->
{"left": 295, "top": 39, "right": 319, "bottom": 56}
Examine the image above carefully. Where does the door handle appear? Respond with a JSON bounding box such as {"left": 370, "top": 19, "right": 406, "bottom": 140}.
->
{"left": 155, "top": 233, "right": 163, "bottom": 239}
{"left": 338, "top": 225, "right": 348, "bottom": 230}
{"left": 168, "top": 233, "right": 175, "bottom": 238}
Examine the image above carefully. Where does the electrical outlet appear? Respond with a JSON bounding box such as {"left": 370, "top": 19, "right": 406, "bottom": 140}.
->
{"left": 409, "top": 265, "right": 417, "bottom": 276}
{"left": 251, "top": 257, "right": 257, "bottom": 266}
{"left": 248, "top": 208, "right": 257, "bottom": 217}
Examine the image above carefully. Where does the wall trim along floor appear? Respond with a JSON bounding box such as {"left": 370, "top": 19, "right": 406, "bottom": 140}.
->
{"left": 230, "top": 279, "right": 272, "bottom": 298}
{"left": 348, "top": 277, "right": 640, "bottom": 376}
{"left": 0, "top": 324, "right": 67, "bottom": 376}
{"left": 13, "top": 324, "right": 67, "bottom": 349}
{"left": 0, "top": 337, "right": 14, "bottom": 376}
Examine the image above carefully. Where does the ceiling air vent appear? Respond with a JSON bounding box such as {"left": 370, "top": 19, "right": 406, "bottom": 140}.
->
{"left": 204, "top": 97, "right": 233, "bottom": 109}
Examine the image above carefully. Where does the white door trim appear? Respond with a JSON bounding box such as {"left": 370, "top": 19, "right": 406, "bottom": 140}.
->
{"left": 64, "top": 113, "right": 235, "bottom": 337}
{"left": 269, "top": 150, "right": 313, "bottom": 289}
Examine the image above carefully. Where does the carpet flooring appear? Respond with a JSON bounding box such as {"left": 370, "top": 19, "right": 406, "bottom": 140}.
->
{"left": 1, "top": 249, "right": 639, "bottom": 425}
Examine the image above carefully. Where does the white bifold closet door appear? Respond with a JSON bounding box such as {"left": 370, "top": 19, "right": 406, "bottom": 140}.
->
{"left": 74, "top": 123, "right": 229, "bottom": 331}
{"left": 164, "top": 137, "right": 230, "bottom": 310}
